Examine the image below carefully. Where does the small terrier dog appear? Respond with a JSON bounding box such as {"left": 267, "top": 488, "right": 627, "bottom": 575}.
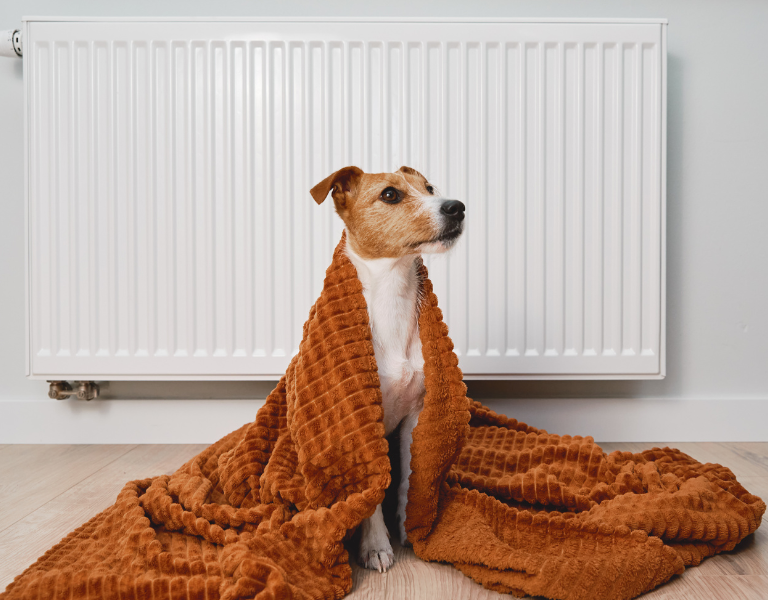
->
{"left": 310, "top": 165, "right": 466, "bottom": 572}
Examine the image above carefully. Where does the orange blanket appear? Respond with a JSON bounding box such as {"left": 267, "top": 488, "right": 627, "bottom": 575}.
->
{"left": 3, "top": 236, "right": 764, "bottom": 600}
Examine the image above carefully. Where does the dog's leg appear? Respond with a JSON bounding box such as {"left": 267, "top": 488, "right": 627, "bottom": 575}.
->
{"left": 397, "top": 409, "right": 420, "bottom": 546}
{"left": 358, "top": 504, "right": 394, "bottom": 572}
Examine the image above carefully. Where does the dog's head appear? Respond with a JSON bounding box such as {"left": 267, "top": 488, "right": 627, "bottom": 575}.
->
{"left": 310, "top": 165, "right": 465, "bottom": 259}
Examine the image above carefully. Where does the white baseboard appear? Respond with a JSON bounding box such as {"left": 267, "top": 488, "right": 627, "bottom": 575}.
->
{"left": 0, "top": 399, "right": 266, "bottom": 444}
{"left": 1, "top": 397, "right": 766, "bottom": 444}
{"left": 481, "top": 398, "right": 768, "bottom": 442}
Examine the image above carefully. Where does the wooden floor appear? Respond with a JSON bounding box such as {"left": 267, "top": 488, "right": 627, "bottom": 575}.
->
{"left": 0, "top": 443, "right": 766, "bottom": 600}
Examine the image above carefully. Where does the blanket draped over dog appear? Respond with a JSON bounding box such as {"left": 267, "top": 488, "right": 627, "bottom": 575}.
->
{"left": 3, "top": 235, "right": 764, "bottom": 600}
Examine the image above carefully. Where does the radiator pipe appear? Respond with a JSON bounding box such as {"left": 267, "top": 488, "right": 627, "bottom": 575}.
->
{"left": 0, "top": 29, "right": 22, "bottom": 58}
{"left": 48, "top": 381, "right": 100, "bottom": 401}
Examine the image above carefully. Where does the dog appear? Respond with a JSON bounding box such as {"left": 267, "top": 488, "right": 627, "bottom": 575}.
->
{"left": 310, "top": 165, "right": 465, "bottom": 572}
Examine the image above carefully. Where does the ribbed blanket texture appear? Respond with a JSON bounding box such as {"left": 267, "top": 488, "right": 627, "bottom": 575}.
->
{"left": 2, "top": 235, "right": 764, "bottom": 600}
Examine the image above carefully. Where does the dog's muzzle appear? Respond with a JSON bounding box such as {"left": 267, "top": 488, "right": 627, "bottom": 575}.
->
{"left": 436, "top": 200, "right": 465, "bottom": 245}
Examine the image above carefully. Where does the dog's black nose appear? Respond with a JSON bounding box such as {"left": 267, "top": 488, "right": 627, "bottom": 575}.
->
{"left": 440, "top": 200, "right": 465, "bottom": 221}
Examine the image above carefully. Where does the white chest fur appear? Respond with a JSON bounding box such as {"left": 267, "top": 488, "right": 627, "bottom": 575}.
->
{"left": 345, "top": 244, "right": 425, "bottom": 436}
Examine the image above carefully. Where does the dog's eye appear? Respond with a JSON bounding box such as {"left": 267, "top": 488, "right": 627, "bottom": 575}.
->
{"left": 426, "top": 184, "right": 434, "bottom": 195}
{"left": 380, "top": 187, "right": 401, "bottom": 204}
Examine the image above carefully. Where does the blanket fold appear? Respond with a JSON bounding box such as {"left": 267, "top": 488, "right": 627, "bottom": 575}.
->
{"left": 3, "top": 235, "right": 764, "bottom": 600}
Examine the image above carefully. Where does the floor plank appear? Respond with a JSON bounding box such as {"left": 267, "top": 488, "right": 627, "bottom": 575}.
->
{"left": 0, "top": 444, "right": 204, "bottom": 590}
{"left": 0, "top": 445, "right": 135, "bottom": 533}
{"left": 599, "top": 442, "right": 650, "bottom": 454}
{"left": 660, "top": 443, "right": 768, "bottom": 479}
{"left": 721, "top": 443, "right": 768, "bottom": 477}
{"left": 640, "top": 575, "right": 768, "bottom": 600}
{"left": 1, "top": 443, "right": 765, "bottom": 600}
{"left": 384, "top": 541, "right": 505, "bottom": 600}
{"left": 349, "top": 563, "right": 389, "bottom": 600}
{"left": 598, "top": 442, "right": 768, "bottom": 478}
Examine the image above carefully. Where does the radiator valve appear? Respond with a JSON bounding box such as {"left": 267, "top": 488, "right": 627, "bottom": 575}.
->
{"left": 48, "top": 381, "right": 100, "bottom": 401}
{"left": 0, "top": 29, "right": 22, "bottom": 58}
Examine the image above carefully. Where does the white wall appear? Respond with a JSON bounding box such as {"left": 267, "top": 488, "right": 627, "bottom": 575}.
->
{"left": 1, "top": 0, "right": 767, "bottom": 442}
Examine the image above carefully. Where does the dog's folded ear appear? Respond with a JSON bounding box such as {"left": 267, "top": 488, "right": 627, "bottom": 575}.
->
{"left": 310, "top": 166, "right": 364, "bottom": 206}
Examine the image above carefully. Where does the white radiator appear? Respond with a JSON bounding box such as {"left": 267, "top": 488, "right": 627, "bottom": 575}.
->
{"left": 24, "top": 17, "right": 667, "bottom": 380}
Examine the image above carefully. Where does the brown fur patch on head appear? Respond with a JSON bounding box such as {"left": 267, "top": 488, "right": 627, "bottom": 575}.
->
{"left": 310, "top": 166, "right": 446, "bottom": 259}
{"left": 398, "top": 165, "right": 426, "bottom": 180}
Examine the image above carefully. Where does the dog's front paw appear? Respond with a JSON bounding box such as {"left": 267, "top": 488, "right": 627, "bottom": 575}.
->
{"left": 359, "top": 505, "right": 394, "bottom": 572}
{"left": 359, "top": 543, "right": 395, "bottom": 572}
